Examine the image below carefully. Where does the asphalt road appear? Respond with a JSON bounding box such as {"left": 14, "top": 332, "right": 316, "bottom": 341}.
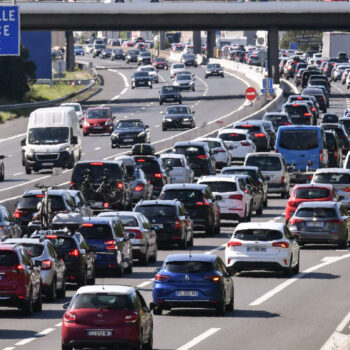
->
{"left": 0, "top": 58, "right": 350, "bottom": 350}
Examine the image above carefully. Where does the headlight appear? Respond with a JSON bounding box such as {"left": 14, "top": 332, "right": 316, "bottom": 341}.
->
{"left": 183, "top": 118, "right": 190, "bottom": 121}
{"left": 166, "top": 118, "right": 172, "bottom": 122}
{"left": 112, "top": 133, "right": 119, "bottom": 139}
{"left": 59, "top": 146, "right": 70, "bottom": 153}
{"left": 138, "top": 132, "right": 145, "bottom": 137}
{"left": 26, "top": 148, "right": 35, "bottom": 156}
{"left": 83, "top": 120, "right": 89, "bottom": 127}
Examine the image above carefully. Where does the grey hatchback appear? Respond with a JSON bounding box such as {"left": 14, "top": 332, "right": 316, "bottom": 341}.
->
{"left": 288, "top": 201, "right": 350, "bottom": 248}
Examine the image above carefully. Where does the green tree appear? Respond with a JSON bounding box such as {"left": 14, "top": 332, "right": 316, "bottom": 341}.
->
{"left": 0, "top": 46, "right": 36, "bottom": 101}
{"left": 280, "top": 31, "right": 322, "bottom": 51}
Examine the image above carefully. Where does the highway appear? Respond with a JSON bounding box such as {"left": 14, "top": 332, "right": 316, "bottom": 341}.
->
{"left": 0, "top": 56, "right": 350, "bottom": 350}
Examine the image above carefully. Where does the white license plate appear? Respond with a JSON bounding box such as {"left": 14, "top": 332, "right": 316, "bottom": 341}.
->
{"left": 306, "top": 221, "right": 324, "bottom": 228}
{"left": 42, "top": 162, "right": 54, "bottom": 166}
{"left": 155, "top": 223, "right": 163, "bottom": 229}
{"left": 247, "top": 247, "right": 266, "bottom": 252}
{"left": 94, "top": 126, "right": 103, "bottom": 129}
{"left": 176, "top": 291, "right": 198, "bottom": 297}
{"left": 124, "top": 139, "right": 133, "bottom": 142}
{"left": 87, "top": 330, "right": 113, "bottom": 337}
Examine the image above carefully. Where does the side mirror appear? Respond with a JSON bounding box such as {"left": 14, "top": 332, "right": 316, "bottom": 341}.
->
{"left": 152, "top": 224, "right": 159, "bottom": 230}
{"left": 160, "top": 111, "right": 164, "bottom": 115}
{"left": 21, "top": 137, "right": 26, "bottom": 147}
{"left": 145, "top": 125, "right": 149, "bottom": 128}
{"left": 192, "top": 111, "right": 195, "bottom": 114}
{"left": 71, "top": 136, "right": 78, "bottom": 145}
{"left": 63, "top": 302, "right": 70, "bottom": 310}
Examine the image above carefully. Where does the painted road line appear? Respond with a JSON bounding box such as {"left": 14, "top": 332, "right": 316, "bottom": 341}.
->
{"left": 13, "top": 172, "right": 22, "bottom": 176}
{"left": 36, "top": 328, "right": 55, "bottom": 336}
{"left": 0, "top": 174, "right": 51, "bottom": 194}
{"left": 120, "top": 87, "right": 127, "bottom": 95}
{"left": 205, "top": 244, "right": 226, "bottom": 255}
{"left": 55, "top": 322, "right": 63, "bottom": 327}
{"left": 137, "top": 280, "right": 153, "bottom": 288}
{"left": 0, "top": 133, "right": 26, "bottom": 144}
{"left": 108, "top": 69, "right": 129, "bottom": 88}
{"left": 250, "top": 252, "right": 350, "bottom": 306}
{"left": 15, "top": 338, "right": 36, "bottom": 346}
{"left": 94, "top": 147, "right": 102, "bottom": 151}
{"left": 177, "top": 328, "right": 221, "bottom": 350}
{"left": 3, "top": 347, "right": 15, "bottom": 350}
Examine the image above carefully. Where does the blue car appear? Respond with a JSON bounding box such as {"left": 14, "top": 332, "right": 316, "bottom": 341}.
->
{"left": 74, "top": 45, "right": 84, "bottom": 56}
{"left": 151, "top": 254, "right": 234, "bottom": 315}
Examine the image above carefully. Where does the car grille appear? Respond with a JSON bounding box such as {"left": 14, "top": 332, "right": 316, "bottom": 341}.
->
{"left": 36, "top": 153, "right": 59, "bottom": 161}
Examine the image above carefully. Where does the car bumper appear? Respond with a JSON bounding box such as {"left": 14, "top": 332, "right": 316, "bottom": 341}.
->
{"left": 111, "top": 136, "right": 147, "bottom": 147}
{"left": 293, "top": 231, "right": 345, "bottom": 244}
{"left": 84, "top": 126, "right": 113, "bottom": 134}
{"left": 25, "top": 151, "right": 72, "bottom": 170}
{"left": 0, "top": 294, "right": 26, "bottom": 308}
{"left": 267, "top": 183, "right": 287, "bottom": 193}
{"left": 163, "top": 120, "right": 193, "bottom": 129}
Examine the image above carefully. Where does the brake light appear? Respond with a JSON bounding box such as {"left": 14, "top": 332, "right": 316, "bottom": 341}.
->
{"left": 69, "top": 249, "right": 80, "bottom": 257}
{"left": 174, "top": 220, "right": 182, "bottom": 229}
{"left": 204, "top": 275, "right": 221, "bottom": 282}
{"left": 334, "top": 151, "right": 338, "bottom": 159}
{"left": 124, "top": 312, "right": 138, "bottom": 324}
{"left": 320, "top": 149, "right": 324, "bottom": 161}
{"left": 105, "top": 240, "right": 116, "bottom": 245}
{"left": 196, "top": 200, "right": 209, "bottom": 206}
{"left": 41, "top": 260, "right": 52, "bottom": 270}
{"left": 326, "top": 219, "right": 342, "bottom": 224}
{"left": 137, "top": 159, "right": 146, "bottom": 162}
{"left": 14, "top": 209, "right": 27, "bottom": 218}
{"left": 242, "top": 125, "right": 253, "bottom": 128}
{"left": 344, "top": 188, "right": 350, "bottom": 192}
{"left": 229, "top": 194, "right": 243, "bottom": 200}
{"left": 254, "top": 133, "right": 265, "bottom": 137}
{"left": 90, "top": 162, "right": 103, "bottom": 166}
{"left": 134, "top": 184, "right": 144, "bottom": 192}
{"left": 304, "top": 113, "right": 311, "bottom": 116}
{"left": 64, "top": 311, "right": 76, "bottom": 323}
{"left": 312, "top": 107, "right": 316, "bottom": 112}
{"left": 230, "top": 133, "right": 239, "bottom": 136}
{"left": 117, "top": 182, "right": 123, "bottom": 189}
{"left": 69, "top": 181, "right": 74, "bottom": 187}
{"left": 106, "top": 245, "right": 117, "bottom": 250}
{"left": 227, "top": 241, "right": 242, "bottom": 247}
{"left": 289, "top": 218, "right": 303, "bottom": 225}
{"left": 127, "top": 229, "right": 144, "bottom": 239}
{"left": 292, "top": 104, "right": 299, "bottom": 107}
{"left": 241, "top": 141, "right": 250, "bottom": 146}
{"left": 36, "top": 194, "right": 44, "bottom": 198}
{"left": 281, "top": 176, "right": 285, "bottom": 184}
{"left": 272, "top": 241, "right": 289, "bottom": 248}
{"left": 154, "top": 173, "right": 162, "bottom": 178}
{"left": 16, "top": 264, "right": 24, "bottom": 271}
{"left": 297, "top": 97, "right": 303, "bottom": 100}
{"left": 82, "top": 223, "right": 93, "bottom": 227}
{"left": 103, "top": 203, "right": 110, "bottom": 208}
{"left": 155, "top": 274, "right": 170, "bottom": 282}
{"left": 196, "top": 155, "right": 208, "bottom": 159}
{"left": 46, "top": 235, "right": 58, "bottom": 239}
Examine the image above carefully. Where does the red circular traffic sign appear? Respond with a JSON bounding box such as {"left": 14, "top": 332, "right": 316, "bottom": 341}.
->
{"left": 245, "top": 87, "right": 257, "bottom": 101}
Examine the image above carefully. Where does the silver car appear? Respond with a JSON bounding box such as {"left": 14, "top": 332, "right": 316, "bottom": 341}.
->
{"left": 160, "top": 153, "right": 194, "bottom": 183}
{"left": 3, "top": 238, "right": 66, "bottom": 301}
{"left": 288, "top": 201, "right": 350, "bottom": 248}
{"left": 0, "top": 205, "right": 22, "bottom": 239}
{"left": 98, "top": 211, "right": 157, "bottom": 265}
{"left": 67, "top": 190, "right": 94, "bottom": 217}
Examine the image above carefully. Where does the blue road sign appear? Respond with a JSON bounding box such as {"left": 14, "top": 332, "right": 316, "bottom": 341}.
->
{"left": 261, "top": 89, "right": 275, "bottom": 94}
{"left": 0, "top": 6, "right": 20, "bottom": 56}
{"left": 262, "top": 78, "right": 273, "bottom": 89}
{"left": 290, "top": 42, "right": 298, "bottom": 51}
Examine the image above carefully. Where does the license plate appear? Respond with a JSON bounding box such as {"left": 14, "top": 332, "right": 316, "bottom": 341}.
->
{"left": 87, "top": 330, "right": 113, "bottom": 337}
{"left": 247, "top": 247, "right": 266, "bottom": 252}
{"left": 306, "top": 221, "right": 324, "bottom": 228}
{"left": 124, "top": 139, "right": 133, "bottom": 142}
{"left": 155, "top": 223, "right": 163, "bottom": 229}
{"left": 42, "top": 162, "right": 54, "bottom": 166}
{"left": 176, "top": 291, "right": 198, "bottom": 297}
{"left": 94, "top": 126, "right": 103, "bottom": 129}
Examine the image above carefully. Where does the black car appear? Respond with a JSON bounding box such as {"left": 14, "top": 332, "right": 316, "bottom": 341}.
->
{"left": 70, "top": 161, "right": 133, "bottom": 211}
{"left": 181, "top": 53, "right": 197, "bottom": 67}
{"left": 131, "top": 71, "right": 152, "bottom": 89}
{"left": 321, "top": 123, "right": 350, "bottom": 156}
{"left": 137, "top": 51, "right": 152, "bottom": 65}
{"left": 172, "top": 141, "right": 216, "bottom": 176}
{"left": 301, "top": 87, "right": 327, "bottom": 112}
{"left": 301, "top": 69, "right": 321, "bottom": 88}
{"left": 287, "top": 95, "right": 320, "bottom": 119}
{"left": 133, "top": 156, "right": 171, "bottom": 197}
{"left": 100, "top": 48, "right": 112, "bottom": 59}
{"left": 125, "top": 49, "right": 139, "bottom": 63}
{"left": 233, "top": 121, "right": 270, "bottom": 151}
{"left": 111, "top": 119, "right": 150, "bottom": 148}
{"left": 323, "top": 113, "right": 339, "bottom": 124}
{"left": 282, "top": 103, "right": 314, "bottom": 125}
{"left": 162, "top": 105, "right": 195, "bottom": 131}
{"left": 262, "top": 112, "right": 292, "bottom": 132}
{"left": 294, "top": 62, "right": 308, "bottom": 84}
{"left": 92, "top": 44, "right": 105, "bottom": 58}
{"left": 159, "top": 86, "right": 182, "bottom": 105}
{"left": 325, "top": 130, "right": 342, "bottom": 167}
{"left": 159, "top": 184, "right": 221, "bottom": 236}
{"left": 205, "top": 63, "right": 224, "bottom": 78}
{"left": 111, "top": 48, "right": 125, "bottom": 61}
{"left": 134, "top": 199, "right": 194, "bottom": 248}
{"left": 31, "top": 229, "right": 96, "bottom": 287}
{"left": 0, "top": 155, "right": 4, "bottom": 181}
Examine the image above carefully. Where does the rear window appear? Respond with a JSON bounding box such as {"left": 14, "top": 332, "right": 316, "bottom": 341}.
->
{"left": 18, "top": 195, "right": 66, "bottom": 211}
{"left": 71, "top": 293, "right": 131, "bottom": 310}
{"left": 219, "top": 133, "right": 246, "bottom": 141}
{"left": 295, "top": 187, "right": 330, "bottom": 199}
{"left": 162, "top": 158, "right": 182, "bottom": 168}
{"left": 49, "top": 237, "right": 75, "bottom": 251}
{"left": 200, "top": 181, "right": 237, "bottom": 193}
{"left": 165, "top": 261, "right": 213, "bottom": 273}
{"left": 234, "top": 229, "right": 282, "bottom": 241}
{"left": 284, "top": 105, "right": 308, "bottom": 115}
{"left": 22, "top": 244, "right": 44, "bottom": 258}
{"left": 72, "top": 163, "right": 122, "bottom": 182}
{"left": 119, "top": 216, "right": 139, "bottom": 227}
{"left": 313, "top": 173, "right": 350, "bottom": 184}
{"left": 221, "top": 169, "right": 258, "bottom": 182}
{"left": 79, "top": 224, "right": 113, "bottom": 240}
{"left": 174, "top": 146, "right": 205, "bottom": 156}
{"left": 295, "top": 207, "right": 336, "bottom": 218}
{"left": 135, "top": 159, "right": 161, "bottom": 174}
{"left": 278, "top": 130, "right": 319, "bottom": 150}
{"left": 266, "top": 115, "right": 289, "bottom": 123}
{"left": 136, "top": 205, "right": 176, "bottom": 218}
{"left": 245, "top": 156, "right": 282, "bottom": 171}
{"left": 234, "top": 125, "right": 261, "bottom": 133}
{"left": 0, "top": 251, "right": 19, "bottom": 266}
{"left": 161, "top": 189, "right": 203, "bottom": 203}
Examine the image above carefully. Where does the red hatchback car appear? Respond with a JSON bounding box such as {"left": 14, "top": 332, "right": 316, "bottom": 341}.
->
{"left": 62, "top": 285, "right": 153, "bottom": 350}
{"left": 83, "top": 107, "right": 114, "bottom": 136}
{"left": 285, "top": 184, "right": 337, "bottom": 223}
{"left": 0, "top": 244, "right": 42, "bottom": 315}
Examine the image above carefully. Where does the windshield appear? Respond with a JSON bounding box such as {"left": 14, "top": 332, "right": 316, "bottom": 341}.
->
{"left": 140, "top": 67, "right": 155, "bottom": 72}
{"left": 136, "top": 205, "right": 176, "bottom": 218}
{"left": 219, "top": 132, "right": 246, "bottom": 141}
{"left": 234, "top": 125, "right": 261, "bottom": 133}
{"left": 161, "top": 189, "right": 203, "bottom": 203}
{"left": 18, "top": 195, "right": 66, "bottom": 210}
{"left": 71, "top": 293, "right": 131, "bottom": 310}
{"left": 295, "top": 187, "right": 330, "bottom": 199}
{"left": 284, "top": 105, "right": 309, "bottom": 115}
{"left": 134, "top": 159, "right": 161, "bottom": 174}
{"left": 208, "top": 64, "right": 221, "bottom": 69}
{"left": 80, "top": 224, "right": 113, "bottom": 240}
{"left": 313, "top": 173, "right": 350, "bottom": 184}
{"left": 72, "top": 163, "right": 122, "bottom": 182}
{"left": 86, "top": 109, "right": 109, "bottom": 119}
{"left": 116, "top": 121, "right": 143, "bottom": 129}
{"left": 162, "top": 158, "right": 182, "bottom": 167}
{"left": 278, "top": 130, "right": 319, "bottom": 150}
{"left": 119, "top": 216, "right": 139, "bottom": 227}
{"left": 28, "top": 127, "right": 69, "bottom": 145}
{"left": 234, "top": 229, "right": 282, "bottom": 241}
{"left": 174, "top": 146, "right": 205, "bottom": 156}
{"left": 128, "top": 50, "right": 139, "bottom": 55}
{"left": 167, "top": 107, "right": 190, "bottom": 114}
{"left": 165, "top": 261, "right": 213, "bottom": 273}
{"left": 162, "top": 86, "right": 178, "bottom": 93}
{"left": 295, "top": 207, "right": 336, "bottom": 218}
{"left": 176, "top": 75, "right": 190, "bottom": 81}
{"left": 140, "top": 52, "right": 151, "bottom": 57}
{"left": 135, "top": 72, "right": 148, "bottom": 77}
{"left": 173, "top": 64, "right": 185, "bottom": 69}
{"left": 245, "top": 156, "right": 282, "bottom": 171}
{"left": 94, "top": 44, "right": 105, "bottom": 49}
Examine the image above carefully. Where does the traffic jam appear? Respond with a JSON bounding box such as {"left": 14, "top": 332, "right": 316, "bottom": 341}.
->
{"left": 1, "top": 38, "right": 350, "bottom": 350}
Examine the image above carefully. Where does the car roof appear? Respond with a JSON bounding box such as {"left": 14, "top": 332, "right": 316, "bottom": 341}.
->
{"left": 235, "top": 222, "right": 285, "bottom": 231}
{"left": 195, "top": 137, "right": 222, "bottom": 143}
{"left": 136, "top": 199, "right": 179, "bottom": 206}
{"left": 165, "top": 254, "right": 216, "bottom": 263}
{"left": 160, "top": 153, "right": 186, "bottom": 159}
{"left": 75, "top": 160, "right": 121, "bottom": 165}
{"left": 246, "top": 152, "right": 284, "bottom": 158}
{"left": 293, "top": 183, "right": 333, "bottom": 190}
{"left": 263, "top": 112, "right": 289, "bottom": 117}
{"left": 4, "top": 238, "right": 43, "bottom": 245}
{"left": 82, "top": 217, "right": 114, "bottom": 224}
{"left": 314, "top": 168, "right": 350, "bottom": 174}
{"left": 166, "top": 104, "right": 190, "bottom": 109}
{"left": 24, "top": 189, "right": 67, "bottom": 196}
{"left": 219, "top": 128, "right": 248, "bottom": 135}
{"left": 235, "top": 120, "right": 262, "bottom": 126}
{"left": 222, "top": 165, "right": 259, "bottom": 172}
{"left": 278, "top": 125, "right": 320, "bottom": 131}
{"left": 98, "top": 211, "right": 140, "bottom": 218}
{"left": 0, "top": 244, "right": 18, "bottom": 251}
{"left": 198, "top": 175, "right": 238, "bottom": 183}
{"left": 162, "top": 184, "right": 207, "bottom": 191}
{"left": 77, "top": 285, "right": 135, "bottom": 295}
{"left": 174, "top": 141, "right": 208, "bottom": 147}
{"left": 297, "top": 201, "right": 338, "bottom": 209}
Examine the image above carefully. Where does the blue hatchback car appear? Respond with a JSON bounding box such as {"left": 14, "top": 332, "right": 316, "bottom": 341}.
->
{"left": 151, "top": 254, "right": 234, "bottom": 315}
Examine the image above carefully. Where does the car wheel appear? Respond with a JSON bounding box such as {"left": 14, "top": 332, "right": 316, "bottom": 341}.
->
{"left": 78, "top": 269, "right": 87, "bottom": 287}
{"left": 83, "top": 132, "right": 89, "bottom": 136}
{"left": 22, "top": 289, "right": 33, "bottom": 316}
{"left": 159, "top": 100, "right": 163, "bottom": 105}
{"left": 143, "top": 330, "right": 153, "bottom": 350}
{"left": 205, "top": 75, "right": 208, "bottom": 79}
{"left": 153, "top": 306, "right": 163, "bottom": 315}
{"left": 140, "top": 249, "right": 149, "bottom": 265}
{"left": 215, "top": 218, "right": 220, "bottom": 235}
{"left": 162, "top": 125, "right": 167, "bottom": 131}
{"left": 61, "top": 343, "right": 73, "bottom": 350}
{"left": 116, "top": 262, "right": 124, "bottom": 277}
{"left": 150, "top": 245, "right": 158, "bottom": 263}
{"left": 126, "top": 258, "right": 133, "bottom": 274}
{"left": 25, "top": 166, "right": 32, "bottom": 175}
{"left": 226, "top": 289, "right": 234, "bottom": 312}
{"left": 57, "top": 277, "right": 66, "bottom": 299}
{"left": 338, "top": 240, "right": 348, "bottom": 249}
{"left": 47, "top": 278, "right": 56, "bottom": 302}
{"left": 263, "top": 196, "right": 268, "bottom": 208}
{"left": 188, "top": 232, "right": 194, "bottom": 247}
{"left": 215, "top": 298, "right": 226, "bottom": 316}
{"left": 87, "top": 270, "right": 96, "bottom": 285}
{"left": 192, "top": 86, "right": 195, "bottom": 91}
{"left": 283, "top": 259, "right": 293, "bottom": 277}
{"left": 67, "top": 155, "right": 74, "bottom": 170}
{"left": 256, "top": 200, "right": 263, "bottom": 215}
{"left": 181, "top": 235, "right": 187, "bottom": 249}
{"left": 33, "top": 285, "right": 42, "bottom": 312}
{"left": 178, "top": 100, "right": 182, "bottom": 105}
{"left": 292, "top": 255, "right": 300, "bottom": 275}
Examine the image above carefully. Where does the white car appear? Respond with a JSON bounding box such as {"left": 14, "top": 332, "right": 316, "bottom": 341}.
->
{"left": 170, "top": 63, "right": 186, "bottom": 78}
{"left": 225, "top": 222, "right": 300, "bottom": 276}
{"left": 84, "top": 44, "right": 93, "bottom": 54}
{"left": 137, "top": 65, "right": 159, "bottom": 83}
{"left": 311, "top": 168, "right": 350, "bottom": 208}
{"left": 197, "top": 175, "right": 252, "bottom": 224}
{"left": 160, "top": 153, "right": 194, "bottom": 183}
{"left": 195, "top": 137, "right": 232, "bottom": 169}
{"left": 61, "top": 102, "right": 84, "bottom": 127}
{"left": 173, "top": 74, "right": 195, "bottom": 91}
{"left": 217, "top": 128, "right": 256, "bottom": 162}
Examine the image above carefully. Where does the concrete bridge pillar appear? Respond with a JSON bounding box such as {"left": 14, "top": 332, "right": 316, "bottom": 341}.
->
{"left": 193, "top": 31, "right": 201, "bottom": 55}
{"left": 268, "top": 28, "right": 279, "bottom": 84}
{"left": 206, "top": 30, "right": 215, "bottom": 58}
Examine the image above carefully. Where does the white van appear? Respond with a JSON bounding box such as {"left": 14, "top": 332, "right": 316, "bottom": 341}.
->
{"left": 22, "top": 107, "right": 81, "bottom": 174}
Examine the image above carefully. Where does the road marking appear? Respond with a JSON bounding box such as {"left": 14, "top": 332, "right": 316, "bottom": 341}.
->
{"left": 155, "top": 124, "right": 160, "bottom": 128}
{"left": 13, "top": 172, "right": 22, "bottom": 176}
{"left": 15, "top": 338, "right": 36, "bottom": 346}
{"left": 250, "top": 252, "right": 350, "bottom": 306}
{"left": 55, "top": 322, "right": 62, "bottom": 327}
{"left": 120, "top": 87, "right": 127, "bottom": 95}
{"left": 112, "top": 95, "right": 120, "bottom": 100}
{"left": 0, "top": 175, "right": 51, "bottom": 194}
{"left": 0, "top": 132, "right": 26, "bottom": 144}
{"left": 3, "top": 347, "right": 15, "bottom": 350}
{"left": 62, "top": 169, "right": 70, "bottom": 174}
{"left": 205, "top": 244, "right": 226, "bottom": 255}
{"left": 94, "top": 147, "right": 101, "bottom": 151}
{"left": 36, "top": 328, "right": 55, "bottom": 336}
{"left": 108, "top": 69, "right": 129, "bottom": 88}
{"left": 137, "top": 280, "right": 153, "bottom": 288}
{"left": 177, "top": 328, "right": 221, "bottom": 350}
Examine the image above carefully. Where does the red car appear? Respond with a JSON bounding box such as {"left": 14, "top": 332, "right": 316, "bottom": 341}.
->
{"left": 82, "top": 107, "right": 114, "bottom": 136}
{"left": 62, "top": 285, "right": 153, "bottom": 350}
{"left": 152, "top": 57, "right": 169, "bottom": 70}
{"left": 285, "top": 184, "right": 337, "bottom": 223}
{"left": 0, "top": 244, "right": 42, "bottom": 315}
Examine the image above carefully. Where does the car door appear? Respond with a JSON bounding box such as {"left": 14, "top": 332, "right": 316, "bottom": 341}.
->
{"left": 140, "top": 214, "right": 157, "bottom": 254}
{"left": 76, "top": 233, "right": 95, "bottom": 280}
{"left": 47, "top": 241, "right": 65, "bottom": 289}
{"left": 113, "top": 220, "right": 130, "bottom": 267}
{"left": 339, "top": 205, "right": 350, "bottom": 241}
{"left": 2, "top": 207, "right": 20, "bottom": 238}
{"left": 284, "top": 226, "right": 299, "bottom": 267}
{"left": 77, "top": 192, "right": 93, "bottom": 217}
{"left": 135, "top": 291, "right": 153, "bottom": 343}
{"left": 205, "top": 188, "right": 219, "bottom": 226}
{"left": 216, "top": 258, "right": 233, "bottom": 304}
{"left": 21, "top": 248, "right": 40, "bottom": 300}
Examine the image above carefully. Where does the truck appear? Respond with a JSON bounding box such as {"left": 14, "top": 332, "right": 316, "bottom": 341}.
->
{"left": 322, "top": 32, "right": 350, "bottom": 59}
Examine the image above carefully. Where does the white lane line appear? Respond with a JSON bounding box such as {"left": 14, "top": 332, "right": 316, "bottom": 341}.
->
{"left": 3, "top": 347, "right": 15, "bottom": 350}
{"left": 36, "top": 328, "right": 55, "bottom": 336}
{"left": 108, "top": 69, "right": 129, "bottom": 88}
{"left": 112, "top": 95, "right": 120, "bottom": 100}
{"left": 250, "top": 252, "right": 350, "bottom": 306}
{"left": 320, "top": 311, "right": 350, "bottom": 350}
{"left": 204, "top": 244, "right": 226, "bottom": 255}
{"left": 137, "top": 280, "right": 153, "bottom": 288}
{"left": 82, "top": 152, "right": 85, "bottom": 156}
{"left": 15, "top": 338, "right": 36, "bottom": 345}
{"left": 62, "top": 169, "right": 70, "bottom": 174}
{"left": 94, "top": 147, "right": 102, "bottom": 151}
{"left": 13, "top": 172, "right": 22, "bottom": 176}
{"left": 0, "top": 132, "right": 26, "bottom": 144}
{"left": 155, "top": 124, "right": 160, "bottom": 128}
{"left": 196, "top": 76, "right": 209, "bottom": 97}
{"left": 0, "top": 174, "right": 51, "bottom": 194}
{"left": 120, "top": 87, "right": 128, "bottom": 95}
{"left": 177, "top": 328, "right": 221, "bottom": 350}
{"left": 55, "top": 322, "right": 63, "bottom": 327}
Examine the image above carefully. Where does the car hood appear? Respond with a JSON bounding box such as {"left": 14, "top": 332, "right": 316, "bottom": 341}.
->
{"left": 85, "top": 118, "right": 110, "bottom": 123}
{"left": 165, "top": 114, "right": 192, "bottom": 119}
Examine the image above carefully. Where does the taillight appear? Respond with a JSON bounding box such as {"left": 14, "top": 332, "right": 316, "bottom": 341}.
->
{"left": 16, "top": 264, "right": 24, "bottom": 271}
{"left": 134, "top": 184, "right": 144, "bottom": 192}
{"left": 103, "top": 202, "right": 110, "bottom": 208}
{"left": 229, "top": 194, "right": 243, "bottom": 200}
{"left": 196, "top": 155, "right": 208, "bottom": 159}
{"left": 14, "top": 209, "right": 27, "bottom": 218}
{"left": 217, "top": 148, "right": 226, "bottom": 153}
{"left": 281, "top": 176, "right": 285, "bottom": 184}
{"left": 241, "top": 141, "right": 250, "bottom": 146}
{"left": 304, "top": 113, "right": 311, "bottom": 116}
{"left": 289, "top": 218, "right": 303, "bottom": 225}
{"left": 204, "top": 275, "right": 221, "bottom": 282}
{"left": 46, "top": 235, "right": 58, "bottom": 239}
{"left": 174, "top": 220, "right": 182, "bottom": 229}
{"left": 320, "top": 149, "right": 324, "bottom": 161}
{"left": 344, "top": 188, "right": 350, "bottom": 192}
{"left": 64, "top": 311, "right": 76, "bottom": 323}
{"left": 196, "top": 200, "right": 209, "bottom": 206}
{"left": 90, "top": 162, "right": 103, "bottom": 166}
{"left": 105, "top": 240, "right": 116, "bottom": 245}
{"left": 41, "top": 260, "right": 52, "bottom": 270}
{"left": 272, "top": 241, "right": 289, "bottom": 248}
{"left": 155, "top": 274, "right": 170, "bottom": 282}
{"left": 125, "top": 312, "right": 138, "bottom": 324}
{"left": 69, "top": 181, "right": 74, "bottom": 187}
{"left": 334, "top": 151, "right": 338, "bottom": 159}
{"left": 127, "top": 229, "right": 143, "bottom": 239}
{"left": 117, "top": 182, "right": 123, "bottom": 189}
{"left": 227, "top": 241, "right": 242, "bottom": 247}
{"left": 254, "top": 133, "right": 265, "bottom": 137}
{"left": 154, "top": 173, "right": 162, "bottom": 178}
{"left": 69, "top": 249, "right": 80, "bottom": 257}
{"left": 106, "top": 245, "right": 117, "bottom": 250}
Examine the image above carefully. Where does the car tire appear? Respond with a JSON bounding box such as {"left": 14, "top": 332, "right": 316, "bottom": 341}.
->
{"left": 263, "top": 197, "right": 268, "bottom": 208}
{"left": 226, "top": 289, "right": 234, "bottom": 312}
{"left": 22, "top": 289, "right": 33, "bottom": 316}
{"left": 33, "top": 285, "right": 42, "bottom": 312}
{"left": 188, "top": 232, "right": 194, "bottom": 247}
{"left": 57, "top": 277, "right": 66, "bottom": 299}
{"left": 116, "top": 263, "right": 124, "bottom": 277}
{"left": 215, "top": 218, "right": 220, "bottom": 235}
{"left": 256, "top": 200, "right": 263, "bottom": 215}
{"left": 47, "top": 278, "right": 56, "bottom": 302}
{"left": 338, "top": 240, "right": 348, "bottom": 249}
{"left": 61, "top": 343, "right": 73, "bottom": 350}
{"left": 281, "top": 191, "right": 288, "bottom": 199}
{"left": 205, "top": 75, "right": 208, "bottom": 79}
{"left": 292, "top": 256, "right": 300, "bottom": 275}
{"left": 283, "top": 260, "right": 293, "bottom": 277}
{"left": 126, "top": 259, "right": 133, "bottom": 274}
{"left": 67, "top": 155, "right": 74, "bottom": 170}
{"left": 83, "top": 132, "right": 89, "bottom": 136}
{"left": 143, "top": 330, "right": 153, "bottom": 350}
{"left": 181, "top": 235, "right": 187, "bottom": 250}
{"left": 162, "top": 125, "right": 167, "bottom": 131}
{"left": 153, "top": 306, "right": 163, "bottom": 315}
{"left": 78, "top": 269, "right": 87, "bottom": 287}
{"left": 87, "top": 270, "right": 96, "bottom": 285}
{"left": 150, "top": 245, "right": 158, "bottom": 263}
{"left": 150, "top": 84, "right": 153, "bottom": 89}
{"left": 221, "top": 74, "right": 224, "bottom": 78}
{"left": 179, "top": 100, "right": 182, "bottom": 105}
{"left": 140, "top": 249, "right": 149, "bottom": 265}
{"left": 25, "top": 166, "right": 32, "bottom": 175}
{"left": 215, "top": 298, "right": 226, "bottom": 316}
